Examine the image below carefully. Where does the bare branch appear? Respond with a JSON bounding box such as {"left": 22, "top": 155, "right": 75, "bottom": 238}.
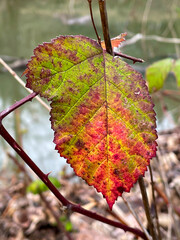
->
{"left": 122, "top": 195, "right": 152, "bottom": 240}
{"left": 138, "top": 176, "right": 158, "bottom": 240}
{"left": 114, "top": 51, "right": 144, "bottom": 63}
{"left": 120, "top": 34, "right": 180, "bottom": 48}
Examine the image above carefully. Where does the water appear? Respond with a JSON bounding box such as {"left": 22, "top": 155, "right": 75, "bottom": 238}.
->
{"left": 0, "top": 0, "right": 180, "bottom": 174}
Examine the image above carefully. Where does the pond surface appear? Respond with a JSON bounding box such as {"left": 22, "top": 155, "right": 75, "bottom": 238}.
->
{"left": 0, "top": 0, "right": 180, "bottom": 174}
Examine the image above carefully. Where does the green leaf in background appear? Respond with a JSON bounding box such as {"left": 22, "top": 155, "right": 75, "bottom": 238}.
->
{"left": 146, "top": 58, "right": 173, "bottom": 93}
{"left": 27, "top": 177, "right": 61, "bottom": 194}
{"left": 65, "top": 221, "right": 73, "bottom": 232}
{"left": 173, "top": 59, "right": 180, "bottom": 87}
{"left": 60, "top": 216, "right": 73, "bottom": 232}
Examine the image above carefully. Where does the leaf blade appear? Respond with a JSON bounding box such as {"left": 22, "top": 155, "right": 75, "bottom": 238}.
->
{"left": 26, "top": 35, "right": 157, "bottom": 209}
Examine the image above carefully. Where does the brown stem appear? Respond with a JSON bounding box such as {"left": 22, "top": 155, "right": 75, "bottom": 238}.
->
{"left": 138, "top": 176, "right": 158, "bottom": 240}
{"left": 98, "top": 0, "right": 113, "bottom": 55}
{"left": 14, "top": 109, "right": 23, "bottom": 147}
{"left": 114, "top": 51, "right": 144, "bottom": 63}
{"left": 14, "top": 109, "right": 23, "bottom": 167}
{"left": 149, "top": 165, "right": 162, "bottom": 240}
{"left": 88, "top": 0, "right": 101, "bottom": 45}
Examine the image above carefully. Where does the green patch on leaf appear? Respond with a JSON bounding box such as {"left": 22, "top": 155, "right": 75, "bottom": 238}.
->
{"left": 27, "top": 177, "right": 61, "bottom": 194}
{"left": 26, "top": 35, "right": 157, "bottom": 209}
{"left": 146, "top": 58, "right": 173, "bottom": 93}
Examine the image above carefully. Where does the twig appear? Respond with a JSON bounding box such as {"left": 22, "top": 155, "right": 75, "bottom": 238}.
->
{"left": 156, "top": 150, "right": 180, "bottom": 239}
{"left": 149, "top": 165, "right": 162, "bottom": 240}
{"left": 14, "top": 108, "right": 23, "bottom": 164}
{"left": 0, "top": 95, "right": 147, "bottom": 240}
{"left": 14, "top": 109, "right": 23, "bottom": 148}
{"left": 0, "top": 58, "right": 50, "bottom": 112}
{"left": 0, "top": 124, "right": 148, "bottom": 239}
{"left": 114, "top": 51, "right": 144, "bottom": 63}
{"left": 138, "top": 176, "right": 158, "bottom": 240}
{"left": 108, "top": 204, "right": 131, "bottom": 226}
{"left": 0, "top": 126, "right": 148, "bottom": 239}
{"left": 98, "top": 0, "right": 113, "bottom": 55}
{"left": 89, "top": 0, "right": 144, "bottom": 64}
{"left": 122, "top": 196, "right": 152, "bottom": 240}
{"left": 121, "top": 34, "right": 180, "bottom": 48}
{"left": 88, "top": 0, "right": 101, "bottom": 45}
{"left": 0, "top": 92, "right": 37, "bottom": 120}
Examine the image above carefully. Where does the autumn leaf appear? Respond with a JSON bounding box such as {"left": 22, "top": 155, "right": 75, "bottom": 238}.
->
{"left": 26, "top": 35, "right": 157, "bottom": 209}
{"left": 101, "top": 32, "right": 127, "bottom": 50}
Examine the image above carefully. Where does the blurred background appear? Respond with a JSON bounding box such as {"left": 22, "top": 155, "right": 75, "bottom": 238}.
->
{"left": 0, "top": 0, "right": 180, "bottom": 175}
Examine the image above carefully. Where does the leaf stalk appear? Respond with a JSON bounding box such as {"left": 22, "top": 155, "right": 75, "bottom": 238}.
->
{"left": 114, "top": 51, "right": 144, "bottom": 63}
{"left": 98, "top": 0, "right": 113, "bottom": 55}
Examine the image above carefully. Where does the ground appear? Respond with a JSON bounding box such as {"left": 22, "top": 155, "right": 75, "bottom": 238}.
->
{"left": 0, "top": 127, "right": 180, "bottom": 240}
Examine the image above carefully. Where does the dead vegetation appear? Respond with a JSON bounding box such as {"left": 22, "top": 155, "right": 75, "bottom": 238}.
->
{"left": 0, "top": 127, "right": 180, "bottom": 240}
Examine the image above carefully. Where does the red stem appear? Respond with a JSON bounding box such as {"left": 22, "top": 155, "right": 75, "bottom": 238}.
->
{"left": 0, "top": 92, "right": 37, "bottom": 120}
{"left": 98, "top": 0, "right": 113, "bottom": 55}
{"left": 0, "top": 124, "right": 147, "bottom": 239}
{"left": 114, "top": 51, "right": 144, "bottom": 63}
{"left": 0, "top": 94, "right": 147, "bottom": 240}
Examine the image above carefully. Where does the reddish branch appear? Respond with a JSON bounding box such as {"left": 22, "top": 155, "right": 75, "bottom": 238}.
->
{"left": 114, "top": 51, "right": 144, "bottom": 64}
{"left": 0, "top": 93, "right": 147, "bottom": 240}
